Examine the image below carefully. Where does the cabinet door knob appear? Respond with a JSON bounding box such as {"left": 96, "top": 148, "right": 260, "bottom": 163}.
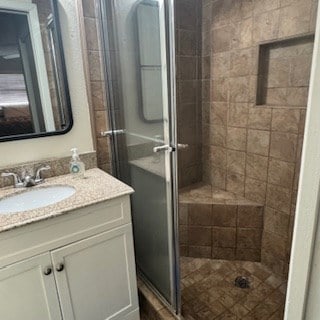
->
{"left": 44, "top": 266, "right": 52, "bottom": 276}
{"left": 56, "top": 263, "right": 64, "bottom": 272}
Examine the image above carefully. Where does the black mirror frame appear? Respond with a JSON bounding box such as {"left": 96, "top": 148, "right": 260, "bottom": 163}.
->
{"left": 0, "top": 0, "right": 73, "bottom": 143}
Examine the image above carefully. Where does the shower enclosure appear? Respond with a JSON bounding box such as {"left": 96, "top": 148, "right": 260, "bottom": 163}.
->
{"left": 99, "top": 0, "right": 317, "bottom": 318}
{"left": 99, "top": 0, "right": 180, "bottom": 314}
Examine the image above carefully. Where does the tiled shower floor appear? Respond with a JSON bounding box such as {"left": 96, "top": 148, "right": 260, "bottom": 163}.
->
{"left": 181, "top": 257, "right": 287, "bottom": 320}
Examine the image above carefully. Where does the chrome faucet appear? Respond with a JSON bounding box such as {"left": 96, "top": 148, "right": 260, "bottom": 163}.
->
{"left": 1, "top": 172, "right": 24, "bottom": 188}
{"left": 1, "top": 165, "right": 51, "bottom": 188}
{"left": 35, "top": 165, "right": 51, "bottom": 184}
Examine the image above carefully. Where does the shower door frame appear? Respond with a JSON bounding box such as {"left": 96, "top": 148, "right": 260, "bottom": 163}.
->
{"left": 98, "top": 0, "right": 181, "bottom": 315}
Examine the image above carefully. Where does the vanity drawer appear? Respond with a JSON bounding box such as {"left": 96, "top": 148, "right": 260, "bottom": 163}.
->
{"left": 0, "top": 195, "right": 131, "bottom": 268}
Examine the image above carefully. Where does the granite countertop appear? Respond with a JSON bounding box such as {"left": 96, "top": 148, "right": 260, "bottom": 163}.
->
{"left": 0, "top": 168, "right": 134, "bottom": 233}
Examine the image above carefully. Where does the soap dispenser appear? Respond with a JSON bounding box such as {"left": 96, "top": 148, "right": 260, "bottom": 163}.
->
{"left": 70, "top": 148, "right": 85, "bottom": 178}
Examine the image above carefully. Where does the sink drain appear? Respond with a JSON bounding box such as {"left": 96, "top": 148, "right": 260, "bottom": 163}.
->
{"left": 234, "top": 276, "right": 250, "bottom": 289}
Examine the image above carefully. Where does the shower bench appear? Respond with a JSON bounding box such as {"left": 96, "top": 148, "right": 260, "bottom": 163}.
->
{"left": 179, "top": 183, "right": 264, "bottom": 262}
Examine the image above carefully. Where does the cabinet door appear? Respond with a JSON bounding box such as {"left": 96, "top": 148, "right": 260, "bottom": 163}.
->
{"left": 51, "top": 224, "right": 139, "bottom": 320}
{"left": 0, "top": 253, "right": 62, "bottom": 320}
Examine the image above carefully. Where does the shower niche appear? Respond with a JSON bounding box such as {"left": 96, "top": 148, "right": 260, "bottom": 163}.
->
{"left": 256, "top": 34, "right": 314, "bottom": 108}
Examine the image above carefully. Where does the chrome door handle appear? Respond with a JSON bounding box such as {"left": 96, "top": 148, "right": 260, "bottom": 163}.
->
{"left": 177, "top": 143, "right": 189, "bottom": 150}
{"left": 101, "top": 129, "right": 125, "bottom": 137}
{"left": 153, "top": 145, "right": 173, "bottom": 153}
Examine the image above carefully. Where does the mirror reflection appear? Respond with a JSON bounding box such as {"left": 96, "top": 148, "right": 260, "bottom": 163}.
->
{"left": 0, "top": 0, "right": 72, "bottom": 140}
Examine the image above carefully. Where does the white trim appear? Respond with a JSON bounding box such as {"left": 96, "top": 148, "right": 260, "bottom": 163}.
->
{"left": 284, "top": 3, "right": 320, "bottom": 320}
{"left": 0, "top": 0, "right": 55, "bottom": 132}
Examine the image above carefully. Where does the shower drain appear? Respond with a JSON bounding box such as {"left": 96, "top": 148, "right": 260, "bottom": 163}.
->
{"left": 234, "top": 276, "right": 250, "bottom": 289}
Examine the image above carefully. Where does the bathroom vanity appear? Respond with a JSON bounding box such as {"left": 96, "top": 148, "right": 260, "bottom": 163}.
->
{"left": 0, "top": 169, "right": 139, "bottom": 320}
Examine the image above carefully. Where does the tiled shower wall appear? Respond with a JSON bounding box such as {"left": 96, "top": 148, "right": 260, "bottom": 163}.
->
{"left": 82, "top": 0, "right": 111, "bottom": 173}
{"left": 175, "top": 0, "right": 203, "bottom": 188}
{"left": 81, "top": 0, "right": 317, "bottom": 277}
{"left": 201, "top": 0, "right": 317, "bottom": 276}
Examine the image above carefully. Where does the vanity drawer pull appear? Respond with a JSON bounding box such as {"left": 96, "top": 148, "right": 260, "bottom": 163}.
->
{"left": 56, "top": 263, "right": 64, "bottom": 272}
{"left": 44, "top": 266, "right": 52, "bottom": 276}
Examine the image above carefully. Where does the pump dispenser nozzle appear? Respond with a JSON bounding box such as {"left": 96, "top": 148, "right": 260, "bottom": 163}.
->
{"left": 71, "top": 148, "right": 80, "bottom": 161}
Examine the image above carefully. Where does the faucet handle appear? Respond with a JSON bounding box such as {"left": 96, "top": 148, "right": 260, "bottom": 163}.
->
{"left": 1, "top": 172, "right": 23, "bottom": 188}
{"left": 35, "top": 165, "right": 51, "bottom": 183}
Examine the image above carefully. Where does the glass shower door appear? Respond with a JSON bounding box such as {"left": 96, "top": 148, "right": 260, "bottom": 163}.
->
{"left": 100, "top": 0, "right": 179, "bottom": 313}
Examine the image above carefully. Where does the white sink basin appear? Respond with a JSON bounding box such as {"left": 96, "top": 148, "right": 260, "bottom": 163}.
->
{"left": 0, "top": 186, "right": 76, "bottom": 214}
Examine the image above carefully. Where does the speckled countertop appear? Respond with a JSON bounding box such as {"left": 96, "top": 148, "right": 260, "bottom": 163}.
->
{"left": 0, "top": 168, "right": 134, "bottom": 233}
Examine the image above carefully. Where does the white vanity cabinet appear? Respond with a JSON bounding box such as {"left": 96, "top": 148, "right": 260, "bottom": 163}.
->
{"left": 0, "top": 195, "right": 140, "bottom": 320}
{"left": 0, "top": 253, "right": 62, "bottom": 320}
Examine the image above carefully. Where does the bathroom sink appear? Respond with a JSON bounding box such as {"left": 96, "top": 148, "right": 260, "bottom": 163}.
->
{"left": 0, "top": 186, "right": 76, "bottom": 214}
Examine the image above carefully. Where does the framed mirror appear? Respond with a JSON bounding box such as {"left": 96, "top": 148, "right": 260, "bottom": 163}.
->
{"left": 0, "top": 0, "right": 72, "bottom": 142}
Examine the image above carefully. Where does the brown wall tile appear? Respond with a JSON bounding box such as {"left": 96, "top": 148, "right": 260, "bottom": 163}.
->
{"left": 248, "top": 108, "right": 272, "bottom": 130}
{"left": 262, "top": 231, "right": 287, "bottom": 260}
{"left": 247, "top": 129, "right": 270, "bottom": 156}
{"left": 210, "top": 167, "right": 227, "bottom": 189}
{"left": 88, "top": 51, "right": 103, "bottom": 81}
{"left": 211, "top": 25, "right": 232, "bottom": 53}
{"left": 265, "top": 88, "right": 287, "bottom": 105}
{"left": 211, "top": 102, "right": 228, "bottom": 126}
{"left": 212, "top": 205, "right": 237, "bottom": 227}
{"left": 189, "top": 226, "right": 212, "bottom": 246}
{"left": 253, "top": 10, "right": 280, "bottom": 42}
{"left": 238, "top": 206, "right": 264, "bottom": 228}
{"left": 246, "top": 153, "right": 268, "bottom": 181}
{"left": 230, "top": 48, "right": 253, "bottom": 77}
{"left": 212, "top": 227, "right": 237, "bottom": 248}
{"left": 267, "top": 58, "right": 290, "bottom": 88}
{"left": 228, "top": 103, "right": 249, "bottom": 127}
{"left": 270, "top": 132, "right": 298, "bottom": 162}
{"left": 229, "top": 77, "right": 250, "bottom": 102}
{"left": 210, "top": 125, "right": 227, "bottom": 147}
{"left": 188, "top": 204, "right": 213, "bottom": 226}
{"left": 213, "top": 247, "right": 236, "bottom": 260}
{"left": 189, "top": 246, "right": 212, "bottom": 258}
{"left": 179, "top": 30, "right": 197, "bottom": 55}
{"left": 82, "top": 0, "right": 97, "bottom": 18}
{"left": 271, "top": 109, "right": 300, "bottom": 133}
{"left": 84, "top": 17, "right": 99, "bottom": 51}
{"left": 264, "top": 207, "right": 290, "bottom": 236}
{"left": 94, "top": 111, "right": 107, "bottom": 136}
{"left": 279, "top": 1, "right": 311, "bottom": 37}
{"left": 227, "top": 127, "right": 247, "bottom": 151}
{"left": 238, "top": 228, "right": 262, "bottom": 249}
{"left": 226, "top": 173, "right": 245, "bottom": 196}
{"left": 211, "top": 52, "right": 230, "bottom": 77}
{"left": 210, "top": 146, "right": 227, "bottom": 168}
{"left": 268, "top": 159, "right": 295, "bottom": 188}
{"left": 180, "top": 226, "right": 188, "bottom": 245}
{"left": 236, "top": 248, "right": 261, "bottom": 261}
{"left": 179, "top": 203, "right": 189, "bottom": 225}
{"left": 212, "top": 78, "right": 229, "bottom": 102}
{"left": 266, "top": 184, "right": 292, "bottom": 214}
{"left": 227, "top": 150, "right": 246, "bottom": 175}
{"left": 245, "top": 178, "right": 267, "bottom": 203}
